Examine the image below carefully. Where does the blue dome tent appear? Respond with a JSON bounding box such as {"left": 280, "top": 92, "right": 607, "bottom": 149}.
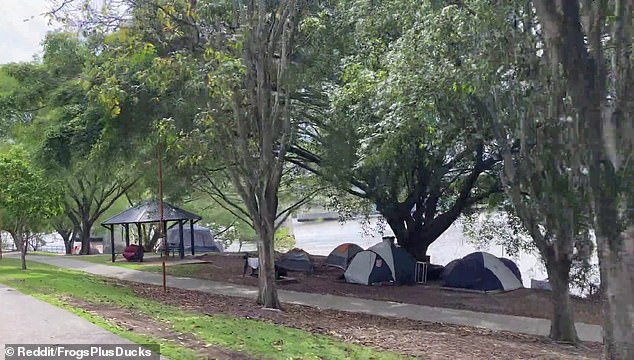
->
{"left": 442, "top": 252, "right": 523, "bottom": 291}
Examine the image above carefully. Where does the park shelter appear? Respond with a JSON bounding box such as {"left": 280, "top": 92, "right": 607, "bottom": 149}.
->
{"left": 101, "top": 199, "right": 202, "bottom": 262}
{"left": 441, "top": 252, "right": 523, "bottom": 291}
{"left": 324, "top": 243, "right": 363, "bottom": 270}
{"left": 344, "top": 241, "right": 416, "bottom": 285}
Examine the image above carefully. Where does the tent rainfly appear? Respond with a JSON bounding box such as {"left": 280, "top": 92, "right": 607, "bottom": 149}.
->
{"left": 101, "top": 199, "right": 202, "bottom": 262}
{"left": 324, "top": 243, "right": 363, "bottom": 270}
{"left": 441, "top": 252, "right": 523, "bottom": 292}
{"left": 344, "top": 241, "right": 416, "bottom": 285}
{"left": 277, "top": 248, "right": 314, "bottom": 273}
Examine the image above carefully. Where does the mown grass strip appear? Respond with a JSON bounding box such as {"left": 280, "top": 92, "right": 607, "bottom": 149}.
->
{"left": 0, "top": 258, "right": 406, "bottom": 360}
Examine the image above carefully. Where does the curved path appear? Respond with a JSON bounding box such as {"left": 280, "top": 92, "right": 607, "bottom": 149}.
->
{"left": 0, "top": 284, "right": 131, "bottom": 360}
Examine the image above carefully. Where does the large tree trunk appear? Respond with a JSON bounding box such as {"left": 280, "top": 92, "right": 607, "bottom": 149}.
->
{"left": 10, "top": 231, "right": 21, "bottom": 251}
{"left": 79, "top": 220, "right": 92, "bottom": 255}
{"left": 384, "top": 210, "right": 452, "bottom": 261}
{"left": 597, "top": 231, "right": 634, "bottom": 359}
{"left": 531, "top": 2, "right": 633, "bottom": 356}
{"left": 592, "top": 166, "right": 634, "bottom": 358}
{"left": 255, "top": 222, "right": 281, "bottom": 309}
{"left": 384, "top": 211, "right": 428, "bottom": 259}
{"left": 144, "top": 224, "right": 161, "bottom": 251}
{"left": 56, "top": 228, "right": 75, "bottom": 255}
{"left": 400, "top": 232, "right": 430, "bottom": 261}
{"left": 19, "top": 234, "right": 27, "bottom": 270}
{"left": 545, "top": 257, "right": 578, "bottom": 343}
{"left": 64, "top": 236, "right": 74, "bottom": 255}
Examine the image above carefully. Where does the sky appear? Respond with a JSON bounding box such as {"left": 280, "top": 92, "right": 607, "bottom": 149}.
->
{"left": 0, "top": 1, "right": 57, "bottom": 64}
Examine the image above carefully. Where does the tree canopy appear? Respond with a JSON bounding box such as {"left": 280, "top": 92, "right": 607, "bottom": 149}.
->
{"left": 2, "top": 0, "right": 633, "bottom": 355}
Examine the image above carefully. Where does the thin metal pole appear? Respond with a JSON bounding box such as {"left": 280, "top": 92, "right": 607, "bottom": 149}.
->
{"left": 158, "top": 141, "right": 167, "bottom": 293}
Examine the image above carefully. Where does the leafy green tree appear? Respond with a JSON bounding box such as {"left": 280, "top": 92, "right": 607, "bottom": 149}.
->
{"left": 405, "top": 0, "right": 597, "bottom": 343}
{"left": 289, "top": 0, "right": 501, "bottom": 260}
{"left": 50, "top": 0, "right": 317, "bottom": 308}
{"left": 0, "top": 148, "right": 61, "bottom": 269}
{"left": 0, "top": 33, "right": 140, "bottom": 255}
{"left": 531, "top": 1, "right": 634, "bottom": 356}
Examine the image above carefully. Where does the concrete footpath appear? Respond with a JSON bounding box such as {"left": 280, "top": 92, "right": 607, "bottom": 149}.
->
{"left": 25, "top": 255, "right": 603, "bottom": 343}
{"left": 0, "top": 284, "right": 131, "bottom": 360}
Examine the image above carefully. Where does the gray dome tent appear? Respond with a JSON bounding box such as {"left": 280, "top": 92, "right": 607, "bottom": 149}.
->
{"left": 277, "top": 248, "right": 314, "bottom": 273}
{"left": 324, "top": 243, "right": 364, "bottom": 270}
{"left": 167, "top": 224, "right": 223, "bottom": 253}
{"left": 344, "top": 241, "right": 416, "bottom": 285}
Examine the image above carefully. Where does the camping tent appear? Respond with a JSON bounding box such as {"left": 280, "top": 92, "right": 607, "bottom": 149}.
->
{"left": 277, "top": 248, "right": 314, "bottom": 273}
{"left": 324, "top": 243, "right": 363, "bottom": 270}
{"left": 167, "top": 224, "right": 223, "bottom": 253}
{"left": 442, "top": 252, "right": 523, "bottom": 291}
{"left": 499, "top": 257, "right": 523, "bottom": 284}
{"left": 344, "top": 241, "right": 416, "bottom": 285}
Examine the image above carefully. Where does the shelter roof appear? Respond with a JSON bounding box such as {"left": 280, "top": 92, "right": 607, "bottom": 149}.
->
{"left": 101, "top": 199, "right": 201, "bottom": 226}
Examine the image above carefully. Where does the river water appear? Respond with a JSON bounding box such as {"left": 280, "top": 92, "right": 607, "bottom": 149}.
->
{"left": 228, "top": 217, "right": 549, "bottom": 288}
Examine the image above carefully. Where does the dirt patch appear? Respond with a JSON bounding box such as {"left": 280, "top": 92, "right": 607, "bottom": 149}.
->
{"left": 63, "top": 297, "right": 253, "bottom": 360}
{"left": 185, "top": 253, "right": 603, "bottom": 325}
{"left": 119, "top": 279, "right": 601, "bottom": 359}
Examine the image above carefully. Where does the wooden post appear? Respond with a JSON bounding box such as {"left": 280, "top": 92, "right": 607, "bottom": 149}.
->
{"left": 124, "top": 224, "right": 130, "bottom": 247}
{"left": 110, "top": 226, "right": 115, "bottom": 263}
{"left": 190, "top": 219, "right": 195, "bottom": 256}
{"left": 178, "top": 220, "right": 185, "bottom": 259}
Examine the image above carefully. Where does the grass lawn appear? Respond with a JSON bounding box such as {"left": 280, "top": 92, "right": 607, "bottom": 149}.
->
{"left": 0, "top": 258, "right": 405, "bottom": 360}
{"left": 69, "top": 254, "right": 151, "bottom": 270}
{"left": 1, "top": 251, "right": 61, "bottom": 257}
{"left": 28, "top": 251, "right": 64, "bottom": 256}
{"left": 69, "top": 254, "right": 211, "bottom": 277}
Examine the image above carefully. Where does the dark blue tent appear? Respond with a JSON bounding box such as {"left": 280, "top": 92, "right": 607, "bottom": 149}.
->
{"left": 442, "top": 252, "right": 523, "bottom": 291}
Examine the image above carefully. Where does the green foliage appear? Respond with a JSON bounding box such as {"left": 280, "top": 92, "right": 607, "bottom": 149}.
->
{"left": 462, "top": 210, "right": 535, "bottom": 259}
{"left": 289, "top": 0, "right": 505, "bottom": 257}
{"left": 274, "top": 227, "right": 296, "bottom": 252}
{"left": 0, "top": 147, "right": 62, "bottom": 235}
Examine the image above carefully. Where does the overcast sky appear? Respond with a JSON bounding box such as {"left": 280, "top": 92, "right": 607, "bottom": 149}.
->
{"left": 0, "top": 1, "right": 58, "bottom": 64}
